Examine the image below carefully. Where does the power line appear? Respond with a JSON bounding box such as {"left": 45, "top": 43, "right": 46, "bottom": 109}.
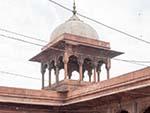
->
{"left": 119, "top": 59, "right": 150, "bottom": 63}
{"left": 77, "top": 14, "right": 150, "bottom": 45}
{"left": 0, "top": 33, "right": 65, "bottom": 51}
{"left": 49, "top": 0, "right": 72, "bottom": 12}
{"left": 0, "top": 33, "right": 149, "bottom": 67}
{"left": 113, "top": 58, "right": 149, "bottom": 67}
{"left": 0, "top": 70, "right": 41, "bottom": 81}
{"left": 0, "top": 28, "right": 47, "bottom": 43}
{"left": 0, "top": 34, "right": 43, "bottom": 47}
{"left": 48, "top": 0, "right": 150, "bottom": 45}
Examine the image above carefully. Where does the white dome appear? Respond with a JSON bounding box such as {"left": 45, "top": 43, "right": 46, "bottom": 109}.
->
{"left": 50, "top": 15, "right": 99, "bottom": 41}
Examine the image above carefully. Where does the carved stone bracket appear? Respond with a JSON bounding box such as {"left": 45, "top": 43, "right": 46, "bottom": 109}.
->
{"left": 41, "top": 63, "right": 47, "bottom": 75}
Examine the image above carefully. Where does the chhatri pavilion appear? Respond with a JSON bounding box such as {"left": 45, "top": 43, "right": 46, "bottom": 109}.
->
{"left": 0, "top": 1, "right": 149, "bottom": 113}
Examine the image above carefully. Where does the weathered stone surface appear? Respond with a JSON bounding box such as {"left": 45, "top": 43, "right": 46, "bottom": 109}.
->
{"left": 0, "top": 67, "right": 150, "bottom": 113}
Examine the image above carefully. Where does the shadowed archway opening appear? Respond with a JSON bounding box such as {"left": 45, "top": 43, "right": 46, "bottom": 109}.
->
{"left": 117, "top": 110, "right": 129, "bottom": 113}
{"left": 68, "top": 55, "right": 79, "bottom": 79}
{"left": 83, "top": 58, "right": 93, "bottom": 82}
{"left": 143, "top": 107, "right": 150, "bottom": 113}
{"left": 57, "top": 56, "right": 64, "bottom": 81}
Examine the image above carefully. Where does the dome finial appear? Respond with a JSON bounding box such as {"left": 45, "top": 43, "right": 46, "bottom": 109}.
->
{"left": 73, "top": 0, "right": 77, "bottom": 15}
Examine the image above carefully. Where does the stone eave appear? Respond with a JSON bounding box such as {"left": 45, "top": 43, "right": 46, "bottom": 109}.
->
{"left": 29, "top": 33, "right": 123, "bottom": 62}
{"left": 29, "top": 47, "right": 64, "bottom": 62}
{"left": 29, "top": 46, "right": 123, "bottom": 62}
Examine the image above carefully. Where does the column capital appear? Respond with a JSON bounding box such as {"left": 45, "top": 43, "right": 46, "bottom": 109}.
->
{"left": 78, "top": 60, "right": 84, "bottom": 65}
{"left": 105, "top": 58, "right": 111, "bottom": 80}
{"left": 41, "top": 63, "right": 47, "bottom": 74}
{"left": 78, "top": 56, "right": 84, "bottom": 65}
{"left": 97, "top": 61, "right": 103, "bottom": 72}
{"left": 92, "top": 61, "right": 98, "bottom": 68}
{"left": 105, "top": 58, "right": 111, "bottom": 69}
{"left": 63, "top": 52, "right": 69, "bottom": 64}
{"left": 48, "top": 63, "right": 53, "bottom": 70}
{"left": 63, "top": 59, "right": 69, "bottom": 64}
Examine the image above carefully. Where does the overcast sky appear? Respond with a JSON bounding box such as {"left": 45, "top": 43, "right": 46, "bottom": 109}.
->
{"left": 0, "top": 0, "right": 149, "bottom": 89}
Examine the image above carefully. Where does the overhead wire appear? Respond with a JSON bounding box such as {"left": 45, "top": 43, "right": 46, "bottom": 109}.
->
{"left": 0, "top": 28, "right": 47, "bottom": 43}
{"left": 0, "top": 34, "right": 43, "bottom": 47}
{"left": 48, "top": 0, "right": 150, "bottom": 45}
{"left": 114, "top": 59, "right": 150, "bottom": 63}
{"left": 0, "top": 70, "right": 41, "bottom": 81}
{"left": 113, "top": 58, "right": 149, "bottom": 67}
{"left": 0, "top": 33, "right": 65, "bottom": 51}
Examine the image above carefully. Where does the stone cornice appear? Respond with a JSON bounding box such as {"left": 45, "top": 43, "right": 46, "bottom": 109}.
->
{"left": 0, "top": 87, "right": 63, "bottom": 106}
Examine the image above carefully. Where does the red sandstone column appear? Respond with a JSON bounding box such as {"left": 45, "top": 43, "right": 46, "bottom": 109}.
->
{"left": 64, "top": 62, "right": 68, "bottom": 79}
{"left": 93, "top": 62, "right": 97, "bottom": 83}
{"left": 97, "top": 70, "right": 100, "bottom": 82}
{"left": 89, "top": 76, "right": 91, "bottom": 82}
{"left": 79, "top": 58, "right": 83, "bottom": 81}
{"left": 79, "top": 63, "right": 83, "bottom": 81}
{"left": 106, "top": 58, "right": 111, "bottom": 80}
{"left": 106, "top": 69, "right": 110, "bottom": 79}
{"left": 42, "top": 72, "right": 44, "bottom": 89}
{"left": 97, "top": 62, "right": 102, "bottom": 82}
{"left": 55, "top": 65, "right": 59, "bottom": 84}
{"left": 48, "top": 64, "right": 52, "bottom": 87}
{"left": 88, "top": 69, "right": 92, "bottom": 82}
{"left": 63, "top": 52, "right": 69, "bottom": 79}
{"left": 41, "top": 63, "right": 46, "bottom": 89}
{"left": 94, "top": 67, "right": 97, "bottom": 83}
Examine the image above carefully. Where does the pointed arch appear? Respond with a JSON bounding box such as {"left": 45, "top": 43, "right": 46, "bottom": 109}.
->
{"left": 68, "top": 55, "right": 79, "bottom": 79}
{"left": 50, "top": 60, "right": 56, "bottom": 84}
{"left": 57, "top": 56, "right": 64, "bottom": 70}
{"left": 83, "top": 58, "right": 93, "bottom": 82}
{"left": 57, "top": 56, "right": 64, "bottom": 81}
